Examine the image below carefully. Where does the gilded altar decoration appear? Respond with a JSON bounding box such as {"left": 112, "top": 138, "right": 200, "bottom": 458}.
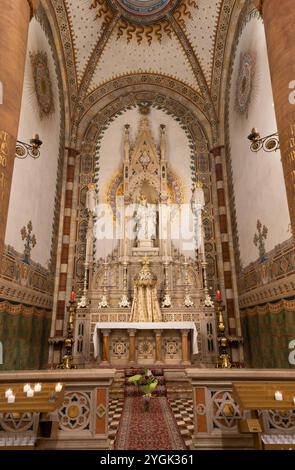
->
{"left": 30, "top": 51, "right": 54, "bottom": 119}
{"left": 235, "top": 51, "right": 256, "bottom": 117}
{"left": 130, "top": 257, "right": 162, "bottom": 322}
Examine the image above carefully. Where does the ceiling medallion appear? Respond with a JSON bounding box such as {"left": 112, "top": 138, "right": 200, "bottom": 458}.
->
{"left": 109, "top": 0, "right": 180, "bottom": 25}
{"left": 235, "top": 51, "right": 256, "bottom": 118}
{"left": 91, "top": 0, "right": 197, "bottom": 44}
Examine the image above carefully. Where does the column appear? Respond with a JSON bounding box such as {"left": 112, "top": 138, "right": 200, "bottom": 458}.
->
{"left": 0, "top": 0, "right": 39, "bottom": 261}
{"left": 259, "top": 0, "right": 295, "bottom": 237}
{"left": 128, "top": 329, "right": 136, "bottom": 363}
{"left": 181, "top": 329, "right": 190, "bottom": 365}
{"left": 102, "top": 329, "right": 110, "bottom": 363}
{"left": 154, "top": 330, "right": 162, "bottom": 364}
{"left": 210, "top": 146, "right": 237, "bottom": 336}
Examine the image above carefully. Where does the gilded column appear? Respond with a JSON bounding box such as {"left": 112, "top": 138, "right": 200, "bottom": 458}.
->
{"left": 259, "top": 0, "right": 295, "bottom": 237}
{"left": 0, "top": 0, "right": 39, "bottom": 261}
{"left": 128, "top": 329, "right": 136, "bottom": 363}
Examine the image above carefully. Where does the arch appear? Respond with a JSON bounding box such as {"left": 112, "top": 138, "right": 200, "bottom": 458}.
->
{"left": 72, "top": 74, "right": 216, "bottom": 148}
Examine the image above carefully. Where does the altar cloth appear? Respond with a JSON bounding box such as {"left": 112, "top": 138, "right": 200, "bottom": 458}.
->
{"left": 93, "top": 321, "right": 198, "bottom": 358}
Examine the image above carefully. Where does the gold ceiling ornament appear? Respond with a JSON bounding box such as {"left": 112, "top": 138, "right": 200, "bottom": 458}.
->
{"left": 90, "top": 0, "right": 114, "bottom": 30}
{"left": 90, "top": 0, "right": 198, "bottom": 44}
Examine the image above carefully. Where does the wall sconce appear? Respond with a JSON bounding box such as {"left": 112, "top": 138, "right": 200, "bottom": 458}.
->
{"left": 15, "top": 134, "right": 43, "bottom": 159}
{"left": 247, "top": 128, "right": 280, "bottom": 153}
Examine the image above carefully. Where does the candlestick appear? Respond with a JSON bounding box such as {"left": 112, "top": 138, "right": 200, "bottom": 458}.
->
{"left": 275, "top": 391, "right": 283, "bottom": 401}
{"left": 34, "top": 383, "right": 42, "bottom": 392}
{"left": 5, "top": 388, "right": 13, "bottom": 398}
{"left": 70, "top": 291, "right": 75, "bottom": 302}
{"left": 27, "top": 388, "right": 34, "bottom": 398}
{"left": 7, "top": 394, "right": 15, "bottom": 404}
{"left": 23, "top": 383, "right": 30, "bottom": 393}
{"left": 55, "top": 383, "right": 63, "bottom": 393}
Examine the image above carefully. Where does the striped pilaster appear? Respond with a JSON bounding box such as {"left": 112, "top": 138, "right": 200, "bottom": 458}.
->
{"left": 55, "top": 149, "right": 76, "bottom": 337}
{"left": 210, "top": 146, "right": 236, "bottom": 335}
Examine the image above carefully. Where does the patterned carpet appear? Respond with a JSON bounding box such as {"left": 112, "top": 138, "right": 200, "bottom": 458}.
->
{"left": 115, "top": 396, "right": 186, "bottom": 450}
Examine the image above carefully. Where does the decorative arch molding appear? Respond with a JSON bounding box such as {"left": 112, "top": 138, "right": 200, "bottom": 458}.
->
{"left": 71, "top": 74, "right": 216, "bottom": 148}
{"left": 41, "top": 0, "right": 77, "bottom": 123}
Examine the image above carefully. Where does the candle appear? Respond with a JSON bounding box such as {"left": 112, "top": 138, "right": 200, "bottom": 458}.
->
{"left": 27, "top": 388, "right": 34, "bottom": 398}
{"left": 55, "top": 383, "right": 63, "bottom": 393}
{"left": 216, "top": 290, "right": 221, "bottom": 301}
{"left": 5, "top": 388, "right": 13, "bottom": 398}
{"left": 275, "top": 391, "right": 283, "bottom": 401}
{"left": 7, "top": 394, "right": 15, "bottom": 404}
{"left": 33, "top": 133, "right": 39, "bottom": 140}
{"left": 34, "top": 383, "right": 42, "bottom": 392}
{"left": 23, "top": 383, "right": 30, "bottom": 393}
{"left": 70, "top": 291, "right": 75, "bottom": 302}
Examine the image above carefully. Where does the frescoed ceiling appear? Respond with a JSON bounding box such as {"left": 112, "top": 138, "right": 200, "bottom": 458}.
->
{"left": 43, "top": 0, "right": 252, "bottom": 140}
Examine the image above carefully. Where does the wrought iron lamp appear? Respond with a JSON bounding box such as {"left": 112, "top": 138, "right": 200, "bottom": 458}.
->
{"left": 15, "top": 134, "right": 43, "bottom": 159}
{"left": 247, "top": 128, "right": 279, "bottom": 153}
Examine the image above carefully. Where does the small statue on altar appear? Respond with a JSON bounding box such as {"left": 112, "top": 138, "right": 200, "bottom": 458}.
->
{"left": 130, "top": 257, "right": 162, "bottom": 322}
{"left": 135, "top": 194, "right": 157, "bottom": 244}
{"left": 98, "top": 295, "right": 109, "bottom": 309}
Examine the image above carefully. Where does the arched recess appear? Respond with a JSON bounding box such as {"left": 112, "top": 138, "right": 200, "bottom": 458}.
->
{"left": 56, "top": 74, "right": 222, "bottom": 308}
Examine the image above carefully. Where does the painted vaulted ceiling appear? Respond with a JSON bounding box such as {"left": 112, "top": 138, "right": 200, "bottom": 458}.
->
{"left": 43, "top": 0, "right": 253, "bottom": 143}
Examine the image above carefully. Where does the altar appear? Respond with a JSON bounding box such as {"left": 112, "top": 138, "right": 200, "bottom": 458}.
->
{"left": 73, "top": 107, "right": 218, "bottom": 369}
{"left": 93, "top": 322, "right": 198, "bottom": 366}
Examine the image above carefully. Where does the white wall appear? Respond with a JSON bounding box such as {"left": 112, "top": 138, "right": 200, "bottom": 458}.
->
{"left": 5, "top": 18, "right": 61, "bottom": 268}
{"left": 229, "top": 17, "right": 290, "bottom": 267}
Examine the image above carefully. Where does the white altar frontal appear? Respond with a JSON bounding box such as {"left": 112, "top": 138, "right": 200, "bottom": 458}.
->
{"left": 73, "top": 107, "right": 218, "bottom": 368}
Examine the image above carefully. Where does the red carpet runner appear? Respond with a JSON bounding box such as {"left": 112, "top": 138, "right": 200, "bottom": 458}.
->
{"left": 115, "top": 396, "right": 186, "bottom": 450}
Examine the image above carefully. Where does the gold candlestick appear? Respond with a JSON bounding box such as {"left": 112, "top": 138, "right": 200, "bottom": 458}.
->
{"left": 58, "top": 297, "right": 77, "bottom": 369}
{"left": 216, "top": 297, "right": 232, "bottom": 368}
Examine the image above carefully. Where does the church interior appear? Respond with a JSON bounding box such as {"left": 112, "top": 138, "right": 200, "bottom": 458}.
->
{"left": 1, "top": 0, "right": 295, "bottom": 451}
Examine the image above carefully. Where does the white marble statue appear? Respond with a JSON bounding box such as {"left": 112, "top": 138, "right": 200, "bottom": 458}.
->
{"left": 191, "top": 181, "right": 205, "bottom": 251}
{"left": 135, "top": 194, "right": 157, "bottom": 242}
{"left": 86, "top": 183, "right": 97, "bottom": 214}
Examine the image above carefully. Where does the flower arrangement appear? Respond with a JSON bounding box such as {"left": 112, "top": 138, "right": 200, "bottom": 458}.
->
{"left": 127, "top": 368, "right": 158, "bottom": 411}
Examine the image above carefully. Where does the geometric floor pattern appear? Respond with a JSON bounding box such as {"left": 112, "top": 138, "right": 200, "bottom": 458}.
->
{"left": 108, "top": 397, "right": 194, "bottom": 450}
{"left": 168, "top": 398, "right": 194, "bottom": 449}
{"left": 108, "top": 398, "right": 124, "bottom": 449}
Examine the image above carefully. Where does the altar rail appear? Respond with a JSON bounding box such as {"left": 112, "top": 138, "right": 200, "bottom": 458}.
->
{"left": 0, "top": 369, "right": 115, "bottom": 450}
{"left": 186, "top": 369, "right": 295, "bottom": 450}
